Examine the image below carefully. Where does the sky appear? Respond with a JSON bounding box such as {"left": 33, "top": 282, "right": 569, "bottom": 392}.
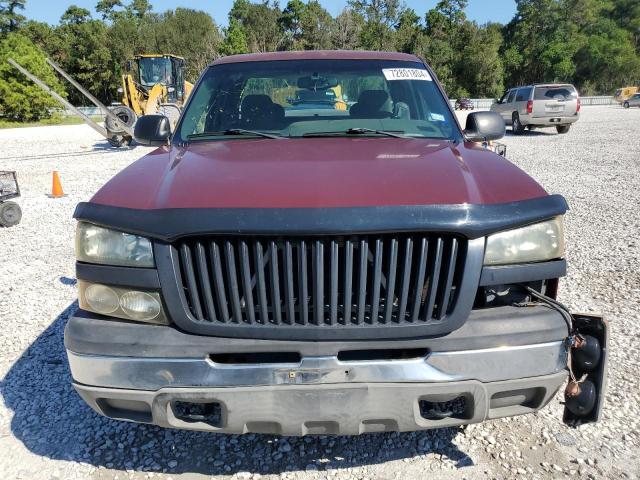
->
{"left": 22, "top": 0, "right": 517, "bottom": 27}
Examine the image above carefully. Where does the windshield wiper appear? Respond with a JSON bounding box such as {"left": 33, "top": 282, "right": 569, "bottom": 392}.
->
{"left": 187, "top": 129, "right": 282, "bottom": 140}
{"left": 302, "top": 128, "right": 407, "bottom": 138}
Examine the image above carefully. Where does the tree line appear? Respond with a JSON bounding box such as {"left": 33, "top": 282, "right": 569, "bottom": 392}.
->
{"left": 1, "top": 0, "right": 639, "bottom": 121}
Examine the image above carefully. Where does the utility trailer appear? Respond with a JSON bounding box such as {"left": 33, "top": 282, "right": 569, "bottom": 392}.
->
{"left": 0, "top": 171, "right": 21, "bottom": 227}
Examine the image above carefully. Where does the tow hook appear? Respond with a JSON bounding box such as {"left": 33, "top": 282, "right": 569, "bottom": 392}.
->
{"left": 563, "top": 314, "right": 608, "bottom": 426}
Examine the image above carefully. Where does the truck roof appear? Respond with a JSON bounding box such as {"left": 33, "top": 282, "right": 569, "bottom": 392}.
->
{"left": 211, "top": 50, "right": 422, "bottom": 66}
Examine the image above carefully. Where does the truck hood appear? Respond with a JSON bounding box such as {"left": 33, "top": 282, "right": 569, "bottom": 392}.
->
{"left": 90, "top": 138, "right": 547, "bottom": 209}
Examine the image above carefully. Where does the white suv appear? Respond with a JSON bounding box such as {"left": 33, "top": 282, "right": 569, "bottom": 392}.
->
{"left": 491, "top": 84, "right": 580, "bottom": 134}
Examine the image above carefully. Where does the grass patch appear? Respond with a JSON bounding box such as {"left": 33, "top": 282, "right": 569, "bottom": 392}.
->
{"left": 0, "top": 115, "right": 103, "bottom": 129}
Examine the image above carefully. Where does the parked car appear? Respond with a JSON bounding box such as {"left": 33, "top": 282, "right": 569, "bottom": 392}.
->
{"left": 455, "top": 97, "right": 474, "bottom": 110}
{"left": 623, "top": 93, "right": 640, "bottom": 108}
{"left": 491, "top": 83, "right": 580, "bottom": 134}
{"left": 66, "top": 51, "right": 607, "bottom": 435}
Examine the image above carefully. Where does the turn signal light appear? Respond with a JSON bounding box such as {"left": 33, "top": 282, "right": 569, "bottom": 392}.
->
{"left": 526, "top": 100, "right": 533, "bottom": 114}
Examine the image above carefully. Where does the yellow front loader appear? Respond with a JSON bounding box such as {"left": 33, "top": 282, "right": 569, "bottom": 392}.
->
{"left": 106, "top": 54, "right": 194, "bottom": 146}
{"left": 9, "top": 54, "right": 193, "bottom": 147}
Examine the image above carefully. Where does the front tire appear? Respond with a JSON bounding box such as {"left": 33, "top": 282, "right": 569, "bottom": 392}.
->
{"left": 512, "top": 113, "right": 525, "bottom": 135}
{"left": 623, "top": 102, "right": 630, "bottom": 109}
{"left": 556, "top": 125, "right": 570, "bottom": 134}
{"left": 0, "top": 201, "right": 22, "bottom": 227}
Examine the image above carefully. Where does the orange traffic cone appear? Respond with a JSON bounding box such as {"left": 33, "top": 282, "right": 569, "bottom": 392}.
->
{"left": 48, "top": 171, "right": 66, "bottom": 198}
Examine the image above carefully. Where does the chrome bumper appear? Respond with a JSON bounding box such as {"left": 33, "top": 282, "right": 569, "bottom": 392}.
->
{"left": 67, "top": 341, "right": 566, "bottom": 391}
{"left": 68, "top": 341, "right": 568, "bottom": 435}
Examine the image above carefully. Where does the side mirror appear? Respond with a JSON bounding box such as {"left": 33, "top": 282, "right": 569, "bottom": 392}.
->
{"left": 134, "top": 115, "right": 171, "bottom": 146}
{"left": 125, "top": 60, "right": 133, "bottom": 72}
{"left": 464, "top": 111, "right": 505, "bottom": 142}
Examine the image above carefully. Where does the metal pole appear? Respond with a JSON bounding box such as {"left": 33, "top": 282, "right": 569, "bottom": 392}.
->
{"left": 8, "top": 58, "right": 110, "bottom": 139}
{"left": 45, "top": 58, "right": 134, "bottom": 137}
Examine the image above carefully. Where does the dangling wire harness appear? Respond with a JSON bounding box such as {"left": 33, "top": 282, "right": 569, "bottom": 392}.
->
{"left": 518, "top": 285, "right": 587, "bottom": 385}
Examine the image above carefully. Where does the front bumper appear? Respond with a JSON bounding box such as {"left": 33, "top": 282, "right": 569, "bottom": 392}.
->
{"left": 73, "top": 374, "right": 567, "bottom": 435}
{"left": 65, "top": 306, "right": 570, "bottom": 434}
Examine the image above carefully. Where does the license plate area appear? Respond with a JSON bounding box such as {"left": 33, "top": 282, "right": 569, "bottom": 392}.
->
{"left": 546, "top": 104, "right": 564, "bottom": 113}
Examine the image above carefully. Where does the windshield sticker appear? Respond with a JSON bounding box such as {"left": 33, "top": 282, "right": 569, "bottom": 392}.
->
{"left": 382, "top": 68, "right": 432, "bottom": 81}
{"left": 429, "top": 113, "right": 446, "bottom": 122}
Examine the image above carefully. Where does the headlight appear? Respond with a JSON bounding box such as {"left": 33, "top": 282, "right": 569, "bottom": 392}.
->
{"left": 484, "top": 217, "right": 565, "bottom": 265}
{"left": 79, "top": 280, "right": 168, "bottom": 325}
{"left": 75, "top": 222, "right": 154, "bottom": 267}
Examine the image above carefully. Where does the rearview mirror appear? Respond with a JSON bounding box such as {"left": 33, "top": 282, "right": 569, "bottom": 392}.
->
{"left": 464, "top": 111, "right": 505, "bottom": 142}
{"left": 297, "top": 75, "right": 338, "bottom": 90}
{"left": 134, "top": 115, "right": 171, "bottom": 146}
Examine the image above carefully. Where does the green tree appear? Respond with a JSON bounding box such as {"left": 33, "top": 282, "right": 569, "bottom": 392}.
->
{"left": 611, "top": 0, "right": 640, "bottom": 50}
{"left": 299, "top": 1, "right": 333, "bottom": 50}
{"left": 0, "top": 33, "right": 66, "bottom": 120}
{"left": 56, "top": 6, "right": 116, "bottom": 104}
{"left": 280, "top": 0, "right": 305, "bottom": 49}
{"left": 331, "top": 8, "right": 362, "bottom": 49}
{"left": 394, "top": 8, "right": 423, "bottom": 53}
{"left": 574, "top": 17, "right": 640, "bottom": 93}
{"left": 60, "top": 5, "right": 92, "bottom": 25}
{"left": 456, "top": 22, "right": 505, "bottom": 98}
{"left": 129, "top": 0, "right": 151, "bottom": 19}
{"left": 349, "top": 0, "right": 401, "bottom": 50}
{"left": 502, "top": 0, "right": 580, "bottom": 85}
{"left": 229, "top": 0, "right": 283, "bottom": 52}
{"left": 145, "top": 8, "right": 222, "bottom": 79}
{"left": 20, "top": 20, "right": 63, "bottom": 54}
{"left": 221, "top": 17, "right": 249, "bottom": 55}
{"left": 96, "top": 0, "right": 124, "bottom": 21}
{"left": 0, "top": 0, "right": 25, "bottom": 34}
{"left": 422, "top": 0, "right": 469, "bottom": 95}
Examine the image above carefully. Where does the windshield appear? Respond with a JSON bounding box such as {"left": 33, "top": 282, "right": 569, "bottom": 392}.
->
{"left": 175, "top": 59, "right": 459, "bottom": 142}
{"left": 139, "top": 57, "right": 173, "bottom": 87}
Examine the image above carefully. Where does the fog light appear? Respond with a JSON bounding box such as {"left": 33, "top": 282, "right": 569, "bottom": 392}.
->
{"left": 120, "top": 291, "right": 161, "bottom": 321}
{"left": 84, "top": 284, "right": 119, "bottom": 314}
{"left": 78, "top": 280, "right": 169, "bottom": 325}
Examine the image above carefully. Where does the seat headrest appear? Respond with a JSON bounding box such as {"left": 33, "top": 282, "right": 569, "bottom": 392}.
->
{"left": 241, "top": 95, "right": 274, "bottom": 111}
{"left": 357, "top": 90, "right": 389, "bottom": 109}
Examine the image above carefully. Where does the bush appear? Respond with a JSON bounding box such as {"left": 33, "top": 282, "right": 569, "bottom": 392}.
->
{"left": 0, "top": 33, "right": 66, "bottom": 121}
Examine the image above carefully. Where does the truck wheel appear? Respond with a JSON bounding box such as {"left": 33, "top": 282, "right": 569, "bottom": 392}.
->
{"left": 0, "top": 201, "right": 22, "bottom": 227}
{"left": 623, "top": 101, "right": 630, "bottom": 109}
{"left": 511, "top": 113, "right": 525, "bottom": 135}
{"left": 556, "top": 125, "right": 570, "bottom": 134}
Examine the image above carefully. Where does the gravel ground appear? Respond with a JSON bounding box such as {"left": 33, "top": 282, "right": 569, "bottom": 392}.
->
{"left": 0, "top": 106, "right": 639, "bottom": 480}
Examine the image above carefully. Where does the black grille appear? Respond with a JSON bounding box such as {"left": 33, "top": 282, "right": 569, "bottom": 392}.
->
{"left": 174, "top": 234, "right": 465, "bottom": 328}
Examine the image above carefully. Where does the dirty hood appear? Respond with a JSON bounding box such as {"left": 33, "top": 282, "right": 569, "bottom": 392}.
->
{"left": 90, "top": 137, "right": 548, "bottom": 210}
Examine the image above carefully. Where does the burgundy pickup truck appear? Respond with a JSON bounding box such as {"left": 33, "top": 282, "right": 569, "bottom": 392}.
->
{"left": 66, "top": 51, "right": 607, "bottom": 435}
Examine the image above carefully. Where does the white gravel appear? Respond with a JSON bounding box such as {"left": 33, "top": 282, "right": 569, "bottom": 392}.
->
{"left": 0, "top": 106, "right": 639, "bottom": 479}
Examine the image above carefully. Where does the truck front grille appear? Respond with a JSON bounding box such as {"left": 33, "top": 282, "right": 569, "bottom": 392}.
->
{"left": 174, "top": 234, "right": 466, "bottom": 329}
